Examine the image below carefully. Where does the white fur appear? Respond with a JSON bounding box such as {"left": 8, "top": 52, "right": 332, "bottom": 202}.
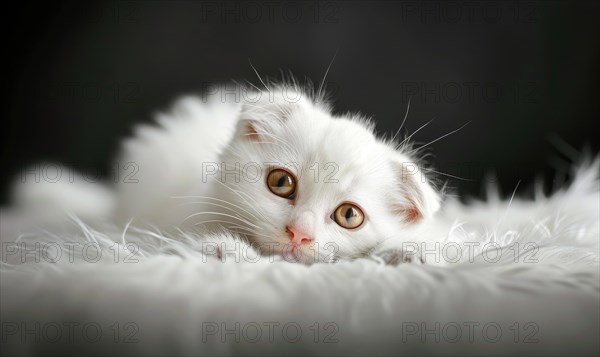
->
{"left": 106, "top": 86, "right": 442, "bottom": 263}
{"left": 3, "top": 84, "right": 598, "bottom": 355}
{"left": 1, "top": 159, "right": 598, "bottom": 355}
{"left": 115, "top": 94, "right": 241, "bottom": 226}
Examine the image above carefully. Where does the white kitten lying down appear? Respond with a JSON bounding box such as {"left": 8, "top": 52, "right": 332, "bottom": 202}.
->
{"left": 15, "top": 84, "right": 442, "bottom": 264}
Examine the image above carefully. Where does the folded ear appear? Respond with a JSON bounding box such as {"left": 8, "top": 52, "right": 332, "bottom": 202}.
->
{"left": 234, "top": 88, "right": 302, "bottom": 141}
{"left": 391, "top": 155, "right": 441, "bottom": 223}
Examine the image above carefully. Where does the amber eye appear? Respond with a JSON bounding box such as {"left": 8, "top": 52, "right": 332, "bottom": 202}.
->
{"left": 266, "top": 169, "right": 296, "bottom": 198}
{"left": 333, "top": 203, "right": 365, "bottom": 229}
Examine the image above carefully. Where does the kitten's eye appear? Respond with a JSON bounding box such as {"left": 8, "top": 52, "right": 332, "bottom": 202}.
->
{"left": 266, "top": 169, "right": 296, "bottom": 199}
{"left": 333, "top": 203, "right": 364, "bottom": 229}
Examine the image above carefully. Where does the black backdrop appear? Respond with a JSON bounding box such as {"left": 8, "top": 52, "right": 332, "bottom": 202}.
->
{"left": 4, "top": 0, "right": 600, "bottom": 204}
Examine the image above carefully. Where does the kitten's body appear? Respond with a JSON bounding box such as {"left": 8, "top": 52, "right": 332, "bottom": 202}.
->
{"left": 116, "top": 94, "right": 242, "bottom": 228}
{"left": 113, "top": 84, "right": 441, "bottom": 263}
{"left": 14, "top": 83, "right": 442, "bottom": 264}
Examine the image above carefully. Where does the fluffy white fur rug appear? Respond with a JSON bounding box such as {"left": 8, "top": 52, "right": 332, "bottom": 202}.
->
{"left": 1, "top": 160, "right": 599, "bottom": 356}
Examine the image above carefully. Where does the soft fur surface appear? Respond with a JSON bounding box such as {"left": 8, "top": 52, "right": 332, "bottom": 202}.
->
{"left": 1, "top": 158, "right": 599, "bottom": 356}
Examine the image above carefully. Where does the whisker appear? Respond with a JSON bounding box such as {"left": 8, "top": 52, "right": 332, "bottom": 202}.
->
{"left": 209, "top": 176, "right": 255, "bottom": 206}
{"left": 231, "top": 79, "right": 262, "bottom": 95}
{"left": 317, "top": 50, "right": 339, "bottom": 102}
{"left": 208, "top": 178, "right": 270, "bottom": 221}
{"left": 408, "top": 121, "right": 471, "bottom": 154}
{"left": 421, "top": 167, "right": 474, "bottom": 181}
{"left": 391, "top": 96, "right": 412, "bottom": 143}
{"left": 248, "top": 58, "right": 269, "bottom": 90}
{"left": 171, "top": 196, "right": 257, "bottom": 219}
{"left": 398, "top": 117, "right": 436, "bottom": 147}
{"left": 183, "top": 211, "right": 260, "bottom": 229}
{"left": 193, "top": 219, "right": 240, "bottom": 229}
{"left": 174, "top": 200, "right": 257, "bottom": 222}
{"left": 170, "top": 195, "right": 260, "bottom": 220}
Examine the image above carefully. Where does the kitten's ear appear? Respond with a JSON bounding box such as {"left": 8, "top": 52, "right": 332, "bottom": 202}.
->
{"left": 391, "top": 155, "right": 441, "bottom": 223}
{"left": 238, "top": 117, "right": 260, "bottom": 140}
{"left": 235, "top": 89, "right": 300, "bottom": 141}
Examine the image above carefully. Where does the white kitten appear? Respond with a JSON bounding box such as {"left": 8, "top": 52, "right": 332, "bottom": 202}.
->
{"left": 116, "top": 83, "right": 442, "bottom": 264}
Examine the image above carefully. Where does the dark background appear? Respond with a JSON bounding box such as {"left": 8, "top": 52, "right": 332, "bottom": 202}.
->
{"left": 4, "top": 0, "right": 600, "bottom": 204}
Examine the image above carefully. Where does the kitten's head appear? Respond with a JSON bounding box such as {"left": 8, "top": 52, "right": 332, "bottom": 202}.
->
{"left": 216, "top": 85, "right": 440, "bottom": 263}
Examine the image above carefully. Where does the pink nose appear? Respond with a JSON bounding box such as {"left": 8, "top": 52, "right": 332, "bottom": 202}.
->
{"left": 286, "top": 226, "right": 313, "bottom": 245}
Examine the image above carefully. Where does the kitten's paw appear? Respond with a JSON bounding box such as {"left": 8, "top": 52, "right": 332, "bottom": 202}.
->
{"left": 373, "top": 248, "right": 424, "bottom": 266}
